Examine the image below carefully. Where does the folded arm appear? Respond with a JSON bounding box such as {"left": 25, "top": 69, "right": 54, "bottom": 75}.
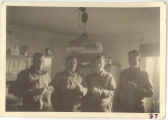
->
{"left": 136, "top": 72, "right": 154, "bottom": 98}
{"left": 90, "top": 75, "right": 116, "bottom": 98}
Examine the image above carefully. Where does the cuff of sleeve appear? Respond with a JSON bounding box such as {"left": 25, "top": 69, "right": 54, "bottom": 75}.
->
{"left": 48, "top": 86, "right": 54, "bottom": 92}
{"left": 77, "top": 84, "right": 87, "bottom": 96}
{"left": 93, "top": 88, "right": 102, "bottom": 96}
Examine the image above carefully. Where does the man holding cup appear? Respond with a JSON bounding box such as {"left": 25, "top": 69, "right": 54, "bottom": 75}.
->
{"left": 113, "top": 50, "right": 154, "bottom": 112}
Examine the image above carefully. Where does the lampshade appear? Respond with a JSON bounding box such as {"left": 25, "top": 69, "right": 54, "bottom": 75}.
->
{"left": 66, "top": 7, "right": 103, "bottom": 54}
{"left": 66, "top": 33, "right": 103, "bottom": 54}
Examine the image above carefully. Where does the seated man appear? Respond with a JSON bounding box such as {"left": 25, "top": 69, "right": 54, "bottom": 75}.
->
{"left": 11, "top": 53, "right": 53, "bottom": 111}
{"left": 113, "top": 50, "right": 154, "bottom": 112}
{"left": 51, "top": 56, "right": 88, "bottom": 112}
{"left": 84, "top": 56, "right": 116, "bottom": 112}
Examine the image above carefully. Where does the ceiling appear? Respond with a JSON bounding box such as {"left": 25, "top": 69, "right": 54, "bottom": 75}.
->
{"left": 7, "top": 6, "right": 160, "bottom": 41}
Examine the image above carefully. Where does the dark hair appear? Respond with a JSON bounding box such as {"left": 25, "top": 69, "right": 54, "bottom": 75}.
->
{"left": 66, "top": 56, "right": 77, "bottom": 61}
{"left": 94, "top": 55, "right": 105, "bottom": 61}
{"left": 33, "top": 53, "right": 44, "bottom": 60}
{"left": 128, "top": 50, "right": 141, "bottom": 57}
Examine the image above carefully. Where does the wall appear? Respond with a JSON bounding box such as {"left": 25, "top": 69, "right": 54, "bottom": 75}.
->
{"left": 7, "top": 26, "right": 52, "bottom": 55}
{"left": 6, "top": 25, "right": 73, "bottom": 79}
{"left": 102, "top": 39, "right": 140, "bottom": 70}
{"left": 101, "top": 37, "right": 159, "bottom": 70}
{"left": 6, "top": 25, "right": 160, "bottom": 78}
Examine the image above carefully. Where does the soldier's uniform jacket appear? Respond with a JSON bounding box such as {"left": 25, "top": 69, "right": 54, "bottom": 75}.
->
{"left": 113, "top": 67, "right": 154, "bottom": 112}
{"left": 51, "top": 70, "right": 88, "bottom": 112}
{"left": 11, "top": 65, "right": 53, "bottom": 111}
{"left": 84, "top": 70, "right": 116, "bottom": 112}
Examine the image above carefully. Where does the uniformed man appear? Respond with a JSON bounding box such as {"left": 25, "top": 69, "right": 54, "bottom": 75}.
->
{"left": 51, "top": 56, "right": 88, "bottom": 112}
{"left": 84, "top": 56, "right": 116, "bottom": 112}
{"left": 11, "top": 53, "right": 53, "bottom": 111}
{"left": 113, "top": 50, "right": 154, "bottom": 112}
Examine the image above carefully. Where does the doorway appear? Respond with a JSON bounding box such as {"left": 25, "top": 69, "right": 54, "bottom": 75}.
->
{"left": 140, "top": 57, "right": 160, "bottom": 113}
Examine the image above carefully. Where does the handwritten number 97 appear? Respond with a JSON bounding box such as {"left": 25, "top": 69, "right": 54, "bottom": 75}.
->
{"left": 149, "top": 113, "right": 158, "bottom": 119}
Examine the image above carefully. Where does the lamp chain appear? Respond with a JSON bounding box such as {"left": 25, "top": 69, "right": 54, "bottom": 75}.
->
{"left": 77, "top": 12, "right": 83, "bottom": 30}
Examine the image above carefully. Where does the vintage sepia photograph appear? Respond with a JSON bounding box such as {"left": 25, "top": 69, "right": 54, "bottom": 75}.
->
{"left": 0, "top": 2, "right": 166, "bottom": 119}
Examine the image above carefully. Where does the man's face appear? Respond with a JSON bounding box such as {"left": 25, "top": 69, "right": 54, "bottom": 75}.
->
{"left": 94, "top": 58, "right": 105, "bottom": 71}
{"left": 128, "top": 53, "right": 140, "bottom": 67}
{"left": 66, "top": 58, "right": 77, "bottom": 72}
{"left": 33, "top": 56, "right": 45, "bottom": 70}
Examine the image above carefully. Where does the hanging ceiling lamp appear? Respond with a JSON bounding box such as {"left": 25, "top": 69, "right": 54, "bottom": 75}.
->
{"left": 66, "top": 7, "right": 103, "bottom": 54}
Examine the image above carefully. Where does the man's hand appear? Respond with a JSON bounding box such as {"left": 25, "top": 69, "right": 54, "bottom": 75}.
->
{"left": 76, "top": 82, "right": 82, "bottom": 90}
{"left": 93, "top": 88, "right": 102, "bottom": 95}
{"left": 30, "top": 87, "right": 45, "bottom": 95}
{"left": 93, "top": 88, "right": 99, "bottom": 92}
{"left": 43, "top": 88, "right": 52, "bottom": 102}
{"left": 39, "top": 87, "right": 46, "bottom": 95}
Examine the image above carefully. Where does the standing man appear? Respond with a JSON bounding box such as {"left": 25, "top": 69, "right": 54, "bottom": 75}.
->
{"left": 51, "top": 56, "right": 88, "bottom": 112}
{"left": 85, "top": 56, "right": 116, "bottom": 112}
{"left": 11, "top": 53, "right": 53, "bottom": 111}
{"left": 113, "top": 50, "right": 154, "bottom": 112}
